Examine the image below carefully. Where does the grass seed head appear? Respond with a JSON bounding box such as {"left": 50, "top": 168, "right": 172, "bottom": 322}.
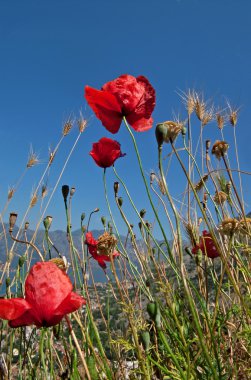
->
{"left": 219, "top": 218, "right": 239, "bottom": 236}
{"left": 211, "top": 140, "right": 229, "bottom": 160}
{"left": 7, "top": 187, "right": 15, "bottom": 201}
{"left": 213, "top": 191, "right": 228, "bottom": 205}
{"left": 27, "top": 147, "right": 39, "bottom": 168}
{"left": 30, "top": 192, "right": 38, "bottom": 208}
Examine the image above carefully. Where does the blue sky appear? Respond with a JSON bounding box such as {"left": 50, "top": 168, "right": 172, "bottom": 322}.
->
{"left": 0, "top": 0, "right": 251, "bottom": 237}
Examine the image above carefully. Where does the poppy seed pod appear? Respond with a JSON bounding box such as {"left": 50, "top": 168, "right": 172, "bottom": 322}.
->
{"left": 18, "top": 256, "right": 26, "bottom": 268}
{"left": 81, "top": 213, "right": 86, "bottom": 222}
{"left": 62, "top": 185, "right": 70, "bottom": 201}
{"left": 155, "top": 123, "right": 168, "bottom": 146}
{"left": 118, "top": 197, "right": 123, "bottom": 207}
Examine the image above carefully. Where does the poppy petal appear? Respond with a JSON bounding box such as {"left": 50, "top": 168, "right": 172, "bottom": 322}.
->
{"left": 25, "top": 262, "right": 73, "bottom": 321}
{"left": 85, "top": 86, "right": 122, "bottom": 133}
{"left": 8, "top": 308, "right": 39, "bottom": 328}
{"left": 54, "top": 292, "right": 85, "bottom": 316}
{"left": 126, "top": 115, "right": 153, "bottom": 132}
{"left": 0, "top": 298, "right": 31, "bottom": 321}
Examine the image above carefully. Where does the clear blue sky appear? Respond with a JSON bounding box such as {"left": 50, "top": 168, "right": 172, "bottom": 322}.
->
{"left": 1, "top": 0, "right": 251, "bottom": 237}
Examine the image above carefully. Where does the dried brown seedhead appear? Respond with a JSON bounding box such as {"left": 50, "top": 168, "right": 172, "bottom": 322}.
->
{"left": 50, "top": 258, "right": 67, "bottom": 272}
{"left": 62, "top": 117, "right": 74, "bottom": 136}
{"left": 164, "top": 121, "right": 183, "bottom": 143}
{"left": 227, "top": 102, "right": 240, "bottom": 127}
{"left": 213, "top": 191, "right": 228, "bottom": 205}
{"left": 211, "top": 140, "right": 229, "bottom": 160}
{"left": 78, "top": 117, "right": 88, "bottom": 133}
{"left": 194, "top": 174, "right": 209, "bottom": 193}
{"left": 8, "top": 187, "right": 15, "bottom": 201}
{"left": 179, "top": 89, "right": 196, "bottom": 115}
{"left": 97, "top": 232, "right": 117, "bottom": 256}
{"left": 30, "top": 192, "right": 38, "bottom": 208}
{"left": 41, "top": 184, "right": 48, "bottom": 198}
{"left": 202, "top": 106, "right": 215, "bottom": 127}
{"left": 219, "top": 218, "right": 239, "bottom": 236}
{"left": 216, "top": 112, "right": 225, "bottom": 130}
{"left": 238, "top": 218, "right": 251, "bottom": 236}
{"left": 27, "top": 147, "right": 39, "bottom": 168}
{"left": 194, "top": 93, "right": 206, "bottom": 121}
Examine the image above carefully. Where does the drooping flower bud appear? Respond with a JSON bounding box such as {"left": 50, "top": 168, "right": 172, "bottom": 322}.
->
{"left": 118, "top": 197, "right": 123, "bottom": 207}
{"left": 101, "top": 216, "right": 106, "bottom": 228}
{"left": 81, "top": 213, "right": 86, "bottom": 222}
{"left": 43, "top": 215, "right": 53, "bottom": 230}
{"left": 140, "top": 209, "right": 146, "bottom": 218}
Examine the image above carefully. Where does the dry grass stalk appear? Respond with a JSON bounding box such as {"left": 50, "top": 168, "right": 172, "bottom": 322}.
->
{"left": 150, "top": 172, "right": 166, "bottom": 195}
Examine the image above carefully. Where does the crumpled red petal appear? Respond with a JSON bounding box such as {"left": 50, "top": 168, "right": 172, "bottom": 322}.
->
{"left": 9, "top": 308, "right": 39, "bottom": 328}
{"left": 0, "top": 298, "right": 31, "bottom": 321}
{"left": 126, "top": 115, "right": 153, "bottom": 132}
{"left": 85, "top": 86, "right": 122, "bottom": 133}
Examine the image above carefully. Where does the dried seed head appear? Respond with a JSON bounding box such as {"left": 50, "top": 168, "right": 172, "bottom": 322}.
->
{"left": 48, "top": 148, "right": 56, "bottom": 166}
{"left": 219, "top": 218, "right": 239, "bottom": 236}
{"left": 238, "top": 218, "right": 251, "bottom": 236}
{"left": 225, "top": 181, "right": 231, "bottom": 195}
{"left": 27, "top": 147, "right": 39, "bottom": 168}
{"left": 213, "top": 191, "right": 228, "bottom": 205}
{"left": 211, "top": 140, "right": 229, "bottom": 160}
{"left": 227, "top": 102, "right": 239, "bottom": 127}
{"left": 78, "top": 116, "right": 88, "bottom": 133}
{"left": 202, "top": 106, "right": 215, "bottom": 127}
{"left": 97, "top": 231, "right": 117, "bottom": 257}
{"left": 179, "top": 89, "right": 196, "bottom": 115}
{"left": 9, "top": 212, "right": 18, "bottom": 232}
{"left": 216, "top": 112, "right": 225, "bottom": 130}
{"left": 8, "top": 187, "right": 15, "bottom": 201}
{"left": 194, "top": 174, "right": 209, "bottom": 193}
{"left": 62, "top": 118, "right": 73, "bottom": 136}
{"left": 41, "top": 184, "right": 48, "bottom": 198}
{"left": 184, "top": 221, "right": 199, "bottom": 247}
{"left": 30, "top": 192, "right": 38, "bottom": 208}
{"left": 194, "top": 93, "right": 206, "bottom": 121}
{"left": 50, "top": 258, "right": 67, "bottom": 272}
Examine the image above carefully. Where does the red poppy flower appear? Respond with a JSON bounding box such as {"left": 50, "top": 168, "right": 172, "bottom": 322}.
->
{"left": 192, "top": 230, "right": 220, "bottom": 259}
{"left": 0, "top": 262, "right": 85, "bottom": 328}
{"left": 85, "top": 74, "right": 156, "bottom": 133}
{"left": 85, "top": 231, "right": 120, "bottom": 269}
{"left": 90, "top": 137, "right": 125, "bottom": 168}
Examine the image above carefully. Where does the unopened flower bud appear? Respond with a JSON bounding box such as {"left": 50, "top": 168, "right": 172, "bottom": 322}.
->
{"left": 205, "top": 140, "right": 211, "bottom": 152}
{"left": 9, "top": 212, "right": 18, "bottom": 233}
{"left": 101, "top": 216, "right": 106, "bottom": 228}
{"left": 43, "top": 215, "right": 53, "bottom": 230}
{"left": 114, "top": 182, "right": 119, "bottom": 196}
{"left": 18, "top": 256, "right": 26, "bottom": 268}
{"left": 155, "top": 123, "right": 168, "bottom": 146}
{"left": 24, "top": 221, "right": 29, "bottom": 231}
{"left": 81, "top": 213, "right": 86, "bottom": 222}
{"left": 118, "top": 197, "right": 123, "bottom": 207}
{"left": 6, "top": 277, "right": 11, "bottom": 288}
{"left": 82, "top": 225, "right": 86, "bottom": 233}
{"left": 70, "top": 187, "right": 76, "bottom": 197}
{"left": 140, "top": 209, "right": 146, "bottom": 218}
{"left": 62, "top": 185, "right": 69, "bottom": 201}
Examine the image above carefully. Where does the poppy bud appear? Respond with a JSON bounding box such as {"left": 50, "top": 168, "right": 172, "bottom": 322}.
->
{"left": 81, "top": 213, "right": 86, "bottom": 222}
{"left": 140, "top": 331, "right": 151, "bottom": 351}
{"left": 155, "top": 123, "right": 168, "bottom": 146}
{"left": 70, "top": 187, "right": 76, "bottom": 197}
{"left": 9, "top": 212, "right": 18, "bottom": 233}
{"left": 205, "top": 139, "right": 211, "bottom": 152}
{"left": 43, "top": 215, "right": 53, "bottom": 230}
{"left": 114, "top": 182, "right": 119, "bottom": 196}
{"left": 62, "top": 185, "right": 69, "bottom": 201}
{"left": 147, "top": 301, "right": 161, "bottom": 329}
{"left": 118, "top": 197, "right": 123, "bottom": 207}
{"left": 181, "top": 126, "right": 187, "bottom": 136}
{"left": 18, "top": 256, "right": 26, "bottom": 268}
{"left": 147, "top": 302, "right": 156, "bottom": 320}
{"left": 6, "top": 277, "right": 11, "bottom": 288}
{"left": 24, "top": 221, "right": 29, "bottom": 231}
{"left": 138, "top": 222, "right": 142, "bottom": 230}
{"left": 140, "top": 209, "right": 146, "bottom": 218}
{"left": 101, "top": 216, "right": 106, "bottom": 228}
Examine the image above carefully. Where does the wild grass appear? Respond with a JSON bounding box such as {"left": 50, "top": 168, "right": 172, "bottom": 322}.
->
{"left": 0, "top": 91, "right": 250, "bottom": 380}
